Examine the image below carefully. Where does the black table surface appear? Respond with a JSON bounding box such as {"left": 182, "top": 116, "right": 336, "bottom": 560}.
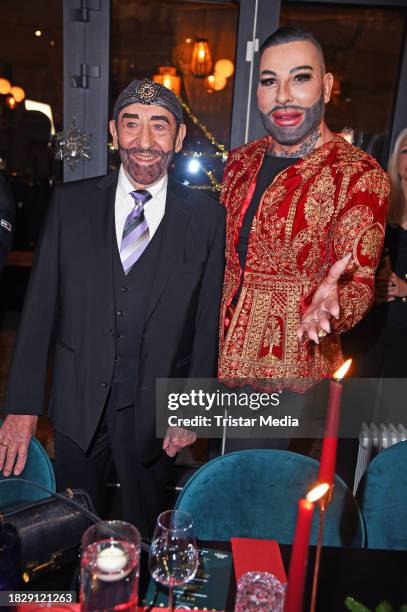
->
{"left": 29, "top": 543, "right": 407, "bottom": 611}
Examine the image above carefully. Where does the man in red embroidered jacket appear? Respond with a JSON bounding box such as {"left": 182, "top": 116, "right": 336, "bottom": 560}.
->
{"left": 218, "top": 27, "right": 389, "bottom": 394}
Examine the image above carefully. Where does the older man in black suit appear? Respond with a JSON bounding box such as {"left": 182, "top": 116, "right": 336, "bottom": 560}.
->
{"left": 0, "top": 80, "right": 225, "bottom": 534}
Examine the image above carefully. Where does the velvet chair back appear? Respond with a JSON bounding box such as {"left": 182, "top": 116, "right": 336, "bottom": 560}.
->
{"left": 175, "top": 449, "right": 365, "bottom": 547}
{"left": 0, "top": 432, "right": 55, "bottom": 512}
{"left": 357, "top": 440, "right": 407, "bottom": 550}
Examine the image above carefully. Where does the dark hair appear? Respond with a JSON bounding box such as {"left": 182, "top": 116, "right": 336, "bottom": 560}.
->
{"left": 260, "top": 26, "right": 325, "bottom": 71}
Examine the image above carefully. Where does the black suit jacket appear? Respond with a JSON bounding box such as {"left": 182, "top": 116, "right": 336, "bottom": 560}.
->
{"left": 4, "top": 171, "right": 225, "bottom": 462}
{"left": 0, "top": 174, "right": 15, "bottom": 273}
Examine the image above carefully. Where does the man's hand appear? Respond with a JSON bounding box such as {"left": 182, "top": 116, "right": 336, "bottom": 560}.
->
{"left": 0, "top": 414, "right": 38, "bottom": 476}
{"left": 297, "top": 254, "right": 352, "bottom": 344}
{"left": 375, "top": 271, "right": 407, "bottom": 303}
{"left": 163, "top": 426, "right": 197, "bottom": 458}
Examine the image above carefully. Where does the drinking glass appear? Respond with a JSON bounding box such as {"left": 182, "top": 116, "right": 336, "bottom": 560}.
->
{"left": 148, "top": 509, "right": 199, "bottom": 611}
{"left": 80, "top": 520, "right": 141, "bottom": 612}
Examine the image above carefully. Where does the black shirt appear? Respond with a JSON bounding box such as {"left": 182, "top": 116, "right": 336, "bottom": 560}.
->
{"left": 233, "top": 155, "right": 298, "bottom": 303}
{"left": 381, "top": 224, "right": 407, "bottom": 327}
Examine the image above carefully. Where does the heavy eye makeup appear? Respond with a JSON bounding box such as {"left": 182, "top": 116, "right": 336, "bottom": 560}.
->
{"left": 259, "top": 77, "right": 277, "bottom": 87}
{"left": 259, "top": 72, "right": 312, "bottom": 87}
{"left": 293, "top": 72, "right": 312, "bottom": 83}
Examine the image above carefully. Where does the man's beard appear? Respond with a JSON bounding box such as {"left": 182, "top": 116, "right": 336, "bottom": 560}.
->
{"left": 260, "top": 94, "right": 324, "bottom": 146}
{"left": 119, "top": 145, "right": 174, "bottom": 186}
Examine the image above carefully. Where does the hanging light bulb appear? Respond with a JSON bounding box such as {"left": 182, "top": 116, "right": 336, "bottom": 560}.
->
{"left": 212, "top": 74, "right": 227, "bottom": 91}
{"left": 214, "top": 59, "right": 234, "bottom": 79}
{"left": 6, "top": 95, "right": 16, "bottom": 109}
{"left": 206, "top": 73, "right": 227, "bottom": 92}
{"left": 10, "top": 86, "right": 25, "bottom": 103}
{"left": 205, "top": 74, "right": 215, "bottom": 92}
{"left": 190, "top": 38, "right": 213, "bottom": 78}
{"left": 152, "top": 66, "right": 181, "bottom": 96}
{"left": 0, "top": 78, "right": 11, "bottom": 95}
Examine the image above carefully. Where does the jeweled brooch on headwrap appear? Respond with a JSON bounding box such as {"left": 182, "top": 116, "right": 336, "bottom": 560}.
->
{"left": 137, "top": 80, "right": 160, "bottom": 104}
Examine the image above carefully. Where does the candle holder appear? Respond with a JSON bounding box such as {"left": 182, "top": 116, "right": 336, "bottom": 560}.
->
{"left": 310, "top": 360, "right": 352, "bottom": 611}
{"left": 284, "top": 483, "right": 329, "bottom": 612}
{"left": 234, "top": 571, "right": 286, "bottom": 611}
{"left": 80, "top": 520, "right": 141, "bottom": 612}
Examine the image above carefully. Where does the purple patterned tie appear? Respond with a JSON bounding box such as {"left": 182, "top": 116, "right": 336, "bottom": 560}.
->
{"left": 120, "top": 189, "right": 152, "bottom": 275}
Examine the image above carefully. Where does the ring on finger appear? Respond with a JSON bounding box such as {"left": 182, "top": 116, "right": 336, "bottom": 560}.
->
{"left": 317, "top": 329, "right": 328, "bottom": 339}
{"left": 0, "top": 440, "right": 8, "bottom": 448}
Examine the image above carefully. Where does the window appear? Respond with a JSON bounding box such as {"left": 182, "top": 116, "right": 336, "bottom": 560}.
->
{"left": 280, "top": 4, "right": 405, "bottom": 165}
{"left": 110, "top": 0, "right": 238, "bottom": 194}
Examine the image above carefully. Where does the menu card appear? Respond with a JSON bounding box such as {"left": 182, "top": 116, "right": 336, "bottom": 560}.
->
{"left": 142, "top": 545, "right": 232, "bottom": 611}
{"left": 231, "top": 537, "right": 287, "bottom": 584}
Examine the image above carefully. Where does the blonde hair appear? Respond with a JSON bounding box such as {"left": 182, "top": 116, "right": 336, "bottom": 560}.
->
{"left": 387, "top": 128, "right": 407, "bottom": 225}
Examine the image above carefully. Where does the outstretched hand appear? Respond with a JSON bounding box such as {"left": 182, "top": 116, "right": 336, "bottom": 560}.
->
{"left": 297, "top": 253, "right": 352, "bottom": 344}
{"left": 0, "top": 414, "right": 38, "bottom": 476}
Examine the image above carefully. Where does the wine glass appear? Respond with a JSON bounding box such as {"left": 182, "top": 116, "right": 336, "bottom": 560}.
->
{"left": 148, "top": 509, "right": 199, "bottom": 611}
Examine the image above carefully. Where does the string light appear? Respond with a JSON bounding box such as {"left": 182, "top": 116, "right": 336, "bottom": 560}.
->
{"left": 205, "top": 169, "right": 222, "bottom": 192}
{"left": 177, "top": 96, "right": 227, "bottom": 155}
{"left": 189, "top": 185, "right": 217, "bottom": 191}
{"left": 183, "top": 150, "right": 226, "bottom": 160}
{"left": 175, "top": 96, "right": 227, "bottom": 191}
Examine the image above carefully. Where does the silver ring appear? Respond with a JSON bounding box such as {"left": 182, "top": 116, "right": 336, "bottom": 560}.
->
{"left": 0, "top": 440, "right": 8, "bottom": 448}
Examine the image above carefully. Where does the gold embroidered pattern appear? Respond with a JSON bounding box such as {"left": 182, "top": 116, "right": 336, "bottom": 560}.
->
{"left": 218, "top": 134, "right": 389, "bottom": 391}
{"left": 304, "top": 166, "right": 335, "bottom": 228}
{"left": 262, "top": 316, "right": 282, "bottom": 362}
{"left": 334, "top": 205, "right": 374, "bottom": 261}
{"left": 358, "top": 223, "right": 385, "bottom": 267}
{"left": 337, "top": 281, "right": 372, "bottom": 331}
{"left": 352, "top": 169, "right": 390, "bottom": 205}
{"left": 360, "top": 226, "right": 383, "bottom": 259}
{"left": 335, "top": 166, "right": 357, "bottom": 213}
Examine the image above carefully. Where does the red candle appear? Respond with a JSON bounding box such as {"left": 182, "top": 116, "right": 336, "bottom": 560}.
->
{"left": 284, "top": 499, "right": 314, "bottom": 612}
{"left": 318, "top": 379, "right": 342, "bottom": 486}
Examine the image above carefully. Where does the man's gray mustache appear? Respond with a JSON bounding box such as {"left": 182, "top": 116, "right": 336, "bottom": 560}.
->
{"left": 268, "top": 105, "right": 306, "bottom": 115}
{"left": 122, "top": 147, "right": 165, "bottom": 158}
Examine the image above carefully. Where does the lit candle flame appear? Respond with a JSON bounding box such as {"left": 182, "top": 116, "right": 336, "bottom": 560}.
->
{"left": 306, "top": 483, "right": 330, "bottom": 503}
{"left": 333, "top": 358, "right": 352, "bottom": 381}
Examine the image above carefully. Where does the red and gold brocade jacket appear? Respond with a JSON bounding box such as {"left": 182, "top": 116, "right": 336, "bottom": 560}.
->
{"left": 218, "top": 134, "right": 389, "bottom": 392}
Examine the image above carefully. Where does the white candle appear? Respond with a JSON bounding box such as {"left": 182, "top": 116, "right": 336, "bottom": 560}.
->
{"left": 96, "top": 544, "right": 128, "bottom": 581}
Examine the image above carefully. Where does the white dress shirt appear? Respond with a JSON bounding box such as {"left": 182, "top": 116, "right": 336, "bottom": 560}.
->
{"left": 115, "top": 165, "right": 168, "bottom": 249}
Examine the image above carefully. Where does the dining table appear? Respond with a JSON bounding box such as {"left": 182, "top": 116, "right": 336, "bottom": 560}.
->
{"left": 21, "top": 540, "right": 407, "bottom": 611}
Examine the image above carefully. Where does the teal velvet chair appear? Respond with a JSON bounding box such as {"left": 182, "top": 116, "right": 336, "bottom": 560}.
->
{"left": 0, "top": 432, "right": 56, "bottom": 512}
{"left": 175, "top": 449, "right": 365, "bottom": 547}
{"left": 357, "top": 440, "right": 407, "bottom": 550}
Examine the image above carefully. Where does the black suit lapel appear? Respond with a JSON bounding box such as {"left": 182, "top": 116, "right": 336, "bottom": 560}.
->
{"left": 145, "top": 178, "right": 192, "bottom": 322}
{"left": 89, "top": 171, "right": 118, "bottom": 310}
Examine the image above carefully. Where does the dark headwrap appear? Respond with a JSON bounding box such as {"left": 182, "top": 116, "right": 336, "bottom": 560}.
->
{"left": 113, "top": 79, "right": 183, "bottom": 124}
